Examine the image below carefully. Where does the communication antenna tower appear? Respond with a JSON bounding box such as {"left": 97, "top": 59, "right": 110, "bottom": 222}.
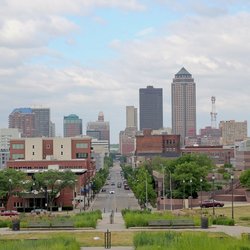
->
{"left": 210, "top": 96, "right": 217, "bottom": 128}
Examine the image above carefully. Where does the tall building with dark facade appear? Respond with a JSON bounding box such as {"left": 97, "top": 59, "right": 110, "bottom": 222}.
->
{"left": 171, "top": 68, "right": 196, "bottom": 145}
{"left": 139, "top": 86, "right": 163, "bottom": 131}
{"left": 32, "top": 107, "right": 50, "bottom": 137}
{"left": 63, "top": 114, "right": 82, "bottom": 137}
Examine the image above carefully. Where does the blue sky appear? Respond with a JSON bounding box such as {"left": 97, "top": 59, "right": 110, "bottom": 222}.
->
{"left": 1, "top": 0, "right": 250, "bottom": 143}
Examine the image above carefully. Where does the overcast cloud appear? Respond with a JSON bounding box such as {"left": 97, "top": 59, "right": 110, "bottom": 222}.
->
{"left": 0, "top": 0, "right": 250, "bottom": 142}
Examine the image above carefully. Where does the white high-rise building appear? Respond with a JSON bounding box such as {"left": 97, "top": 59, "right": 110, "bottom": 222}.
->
{"left": 171, "top": 67, "right": 196, "bottom": 145}
{"left": 126, "top": 106, "right": 138, "bottom": 129}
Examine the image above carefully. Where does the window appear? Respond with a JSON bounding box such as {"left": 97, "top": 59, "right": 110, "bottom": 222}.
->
{"left": 12, "top": 154, "right": 24, "bottom": 160}
{"left": 32, "top": 145, "right": 35, "bottom": 149}
{"left": 46, "top": 144, "right": 50, "bottom": 149}
{"left": 76, "top": 143, "right": 88, "bottom": 149}
{"left": 61, "top": 145, "right": 63, "bottom": 149}
{"left": 61, "top": 151, "right": 63, "bottom": 155}
{"left": 76, "top": 153, "right": 88, "bottom": 159}
{"left": 12, "top": 144, "right": 24, "bottom": 149}
{"left": 32, "top": 152, "right": 35, "bottom": 156}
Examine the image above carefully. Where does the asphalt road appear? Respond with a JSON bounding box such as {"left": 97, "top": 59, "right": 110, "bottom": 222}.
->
{"left": 91, "top": 161, "right": 140, "bottom": 213}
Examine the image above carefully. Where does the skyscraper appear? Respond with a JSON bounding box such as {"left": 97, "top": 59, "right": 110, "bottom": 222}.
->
{"left": 32, "top": 107, "right": 50, "bottom": 137}
{"left": 171, "top": 67, "right": 196, "bottom": 145}
{"left": 139, "top": 86, "right": 163, "bottom": 131}
{"left": 86, "top": 112, "right": 110, "bottom": 145}
{"left": 126, "top": 106, "right": 138, "bottom": 129}
{"left": 63, "top": 114, "right": 82, "bottom": 137}
{"left": 9, "top": 108, "right": 36, "bottom": 137}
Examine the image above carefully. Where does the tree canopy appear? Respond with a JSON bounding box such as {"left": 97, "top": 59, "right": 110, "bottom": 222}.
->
{"left": 240, "top": 169, "right": 250, "bottom": 190}
{"left": 0, "top": 168, "right": 27, "bottom": 209}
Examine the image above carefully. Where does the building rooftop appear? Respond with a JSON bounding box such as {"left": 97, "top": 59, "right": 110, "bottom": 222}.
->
{"left": 175, "top": 67, "right": 192, "bottom": 77}
{"left": 11, "top": 108, "right": 33, "bottom": 114}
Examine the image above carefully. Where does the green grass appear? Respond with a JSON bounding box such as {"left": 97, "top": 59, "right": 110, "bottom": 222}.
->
{"left": 0, "top": 236, "right": 79, "bottom": 250}
{"left": 122, "top": 209, "right": 208, "bottom": 228}
{"left": 19, "top": 210, "right": 102, "bottom": 229}
{"left": 134, "top": 232, "right": 250, "bottom": 250}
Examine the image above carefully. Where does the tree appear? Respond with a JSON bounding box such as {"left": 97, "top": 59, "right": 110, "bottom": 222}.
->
{"left": 240, "top": 169, "right": 250, "bottom": 190}
{"left": 167, "top": 154, "right": 214, "bottom": 198}
{"left": 34, "top": 170, "right": 76, "bottom": 211}
{"left": 0, "top": 168, "right": 26, "bottom": 210}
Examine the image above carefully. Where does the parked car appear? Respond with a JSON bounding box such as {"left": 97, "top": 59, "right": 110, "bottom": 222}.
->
{"left": 109, "top": 190, "right": 115, "bottom": 194}
{"left": 117, "top": 182, "right": 122, "bottom": 188}
{"left": 200, "top": 200, "right": 224, "bottom": 208}
{"left": 101, "top": 188, "right": 106, "bottom": 192}
{"left": 31, "top": 209, "right": 47, "bottom": 215}
{"left": 0, "top": 210, "right": 20, "bottom": 216}
{"left": 111, "top": 182, "right": 115, "bottom": 186}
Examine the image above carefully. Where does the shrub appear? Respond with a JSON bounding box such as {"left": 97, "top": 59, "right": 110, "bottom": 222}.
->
{"left": 0, "top": 220, "right": 10, "bottom": 228}
{"left": 212, "top": 216, "right": 234, "bottom": 226}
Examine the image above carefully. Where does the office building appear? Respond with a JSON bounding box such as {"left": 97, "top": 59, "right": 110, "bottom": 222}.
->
{"left": 63, "top": 114, "right": 82, "bottom": 137}
{"left": 139, "top": 86, "right": 163, "bottom": 131}
{"left": 86, "top": 112, "right": 110, "bottom": 146}
{"left": 171, "top": 67, "right": 196, "bottom": 145}
{"left": 219, "top": 120, "right": 247, "bottom": 145}
{"left": 126, "top": 106, "right": 138, "bottom": 129}
{"left": 9, "top": 108, "right": 36, "bottom": 137}
{"left": 32, "top": 107, "right": 50, "bottom": 137}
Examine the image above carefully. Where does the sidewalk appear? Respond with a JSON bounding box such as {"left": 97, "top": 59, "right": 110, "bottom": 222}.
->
{"left": 96, "top": 212, "right": 126, "bottom": 232}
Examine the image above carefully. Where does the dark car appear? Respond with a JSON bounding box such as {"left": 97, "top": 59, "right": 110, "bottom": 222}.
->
{"left": 200, "top": 200, "right": 224, "bottom": 208}
{"left": 0, "top": 210, "right": 20, "bottom": 216}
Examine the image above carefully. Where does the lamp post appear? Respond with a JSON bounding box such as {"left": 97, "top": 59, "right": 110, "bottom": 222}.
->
{"left": 33, "top": 182, "right": 36, "bottom": 210}
{"left": 162, "top": 166, "right": 165, "bottom": 211}
{"left": 200, "top": 178, "right": 203, "bottom": 213}
{"left": 8, "top": 179, "right": 12, "bottom": 210}
{"left": 145, "top": 174, "right": 148, "bottom": 209}
{"left": 212, "top": 175, "right": 215, "bottom": 216}
{"left": 231, "top": 174, "right": 234, "bottom": 220}
{"left": 190, "top": 179, "right": 193, "bottom": 209}
{"left": 183, "top": 180, "right": 185, "bottom": 209}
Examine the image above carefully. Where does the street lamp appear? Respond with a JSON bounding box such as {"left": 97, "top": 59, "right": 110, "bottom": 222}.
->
{"left": 200, "top": 178, "right": 203, "bottom": 213}
{"left": 212, "top": 175, "right": 215, "bottom": 216}
{"left": 145, "top": 174, "right": 148, "bottom": 209}
{"left": 183, "top": 180, "right": 185, "bottom": 209}
{"left": 161, "top": 165, "right": 165, "bottom": 211}
{"left": 231, "top": 174, "right": 234, "bottom": 220}
{"left": 8, "top": 179, "right": 12, "bottom": 210}
{"left": 190, "top": 179, "right": 193, "bottom": 209}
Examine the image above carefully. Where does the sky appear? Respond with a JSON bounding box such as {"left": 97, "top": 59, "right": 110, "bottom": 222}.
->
{"left": 1, "top": 0, "right": 250, "bottom": 143}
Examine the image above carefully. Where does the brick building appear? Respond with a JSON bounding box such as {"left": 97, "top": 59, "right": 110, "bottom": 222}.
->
{"left": 181, "top": 145, "right": 234, "bottom": 165}
{"left": 6, "top": 137, "right": 95, "bottom": 211}
{"left": 135, "top": 129, "right": 181, "bottom": 162}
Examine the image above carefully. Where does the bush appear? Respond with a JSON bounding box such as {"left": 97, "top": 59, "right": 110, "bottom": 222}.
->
{"left": 212, "top": 215, "right": 234, "bottom": 226}
{"left": 0, "top": 220, "right": 10, "bottom": 228}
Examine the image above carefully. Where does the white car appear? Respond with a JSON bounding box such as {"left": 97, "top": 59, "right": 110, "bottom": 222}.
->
{"left": 109, "top": 190, "right": 115, "bottom": 194}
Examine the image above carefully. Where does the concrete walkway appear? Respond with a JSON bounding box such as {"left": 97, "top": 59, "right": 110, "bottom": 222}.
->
{"left": 96, "top": 212, "right": 126, "bottom": 232}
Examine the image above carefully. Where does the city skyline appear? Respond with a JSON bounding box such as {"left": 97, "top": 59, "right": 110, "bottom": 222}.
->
{"left": 0, "top": 1, "right": 250, "bottom": 143}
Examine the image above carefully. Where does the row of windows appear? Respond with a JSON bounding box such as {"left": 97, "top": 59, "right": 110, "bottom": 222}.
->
{"left": 14, "top": 202, "right": 23, "bottom": 208}
{"left": 14, "top": 166, "right": 85, "bottom": 170}
{"left": 76, "top": 143, "right": 88, "bottom": 149}
{"left": 12, "top": 154, "right": 24, "bottom": 159}
{"left": 164, "top": 140, "right": 176, "bottom": 145}
{"left": 12, "top": 144, "right": 24, "bottom": 149}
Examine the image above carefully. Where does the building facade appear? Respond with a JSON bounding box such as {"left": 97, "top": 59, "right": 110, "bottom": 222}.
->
{"left": 181, "top": 145, "right": 234, "bottom": 165}
{"left": 32, "top": 107, "right": 50, "bottom": 137}
{"left": 119, "top": 127, "right": 137, "bottom": 156}
{"left": 135, "top": 129, "right": 181, "bottom": 160}
{"left": 86, "top": 112, "right": 110, "bottom": 146}
{"left": 0, "top": 128, "right": 21, "bottom": 169}
{"left": 126, "top": 106, "right": 138, "bottom": 129}
{"left": 139, "top": 86, "right": 163, "bottom": 131}
{"left": 219, "top": 120, "right": 247, "bottom": 145}
{"left": 63, "top": 114, "right": 82, "bottom": 137}
{"left": 7, "top": 137, "right": 95, "bottom": 210}
{"left": 9, "top": 108, "right": 36, "bottom": 137}
{"left": 171, "top": 67, "right": 196, "bottom": 146}
{"left": 235, "top": 139, "right": 250, "bottom": 170}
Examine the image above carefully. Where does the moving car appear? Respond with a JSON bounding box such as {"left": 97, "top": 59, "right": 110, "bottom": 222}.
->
{"left": 200, "top": 200, "right": 224, "bottom": 208}
{"left": 109, "top": 190, "right": 115, "bottom": 194}
{"left": 0, "top": 210, "right": 20, "bottom": 216}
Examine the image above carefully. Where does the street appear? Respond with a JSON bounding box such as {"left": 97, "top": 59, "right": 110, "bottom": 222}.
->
{"left": 91, "top": 161, "right": 140, "bottom": 213}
